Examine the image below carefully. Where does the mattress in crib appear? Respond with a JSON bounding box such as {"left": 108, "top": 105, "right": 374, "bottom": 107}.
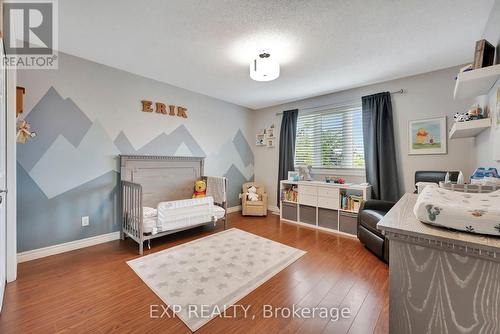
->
{"left": 414, "top": 185, "right": 500, "bottom": 236}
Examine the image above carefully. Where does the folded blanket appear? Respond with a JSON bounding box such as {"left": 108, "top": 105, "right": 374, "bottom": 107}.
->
{"left": 206, "top": 176, "right": 226, "bottom": 204}
{"left": 414, "top": 184, "right": 500, "bottom": 236}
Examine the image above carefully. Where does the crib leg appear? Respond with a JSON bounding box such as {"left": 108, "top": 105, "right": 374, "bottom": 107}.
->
{"left": 139, "top": 242, "right": 143, "bottom": 255}
{"left": 148, "top": 239, "right": 151, "bottom": 250}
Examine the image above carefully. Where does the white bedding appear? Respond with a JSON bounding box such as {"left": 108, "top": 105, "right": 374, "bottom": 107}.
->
{"left": 414, "top": 185, "right": 500, "bottom": 236}
{"left": 141, "top": 198, "right": 225, "bottom": 234}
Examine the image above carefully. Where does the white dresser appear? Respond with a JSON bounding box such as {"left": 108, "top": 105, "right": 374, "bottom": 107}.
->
{"left": 280, "top": 180, "right": 371, "bottom": 236}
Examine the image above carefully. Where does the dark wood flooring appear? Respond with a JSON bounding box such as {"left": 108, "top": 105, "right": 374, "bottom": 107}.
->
{"left": 0, "top": 213, "right": 389, "bottom": 333}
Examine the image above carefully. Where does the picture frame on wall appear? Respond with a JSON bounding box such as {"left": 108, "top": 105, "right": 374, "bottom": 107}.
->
{"left": 408, "top": 117, "right": 447, "bottom": 155}
{"left": 266, "top": 138, "right": 275, "bottom": 148}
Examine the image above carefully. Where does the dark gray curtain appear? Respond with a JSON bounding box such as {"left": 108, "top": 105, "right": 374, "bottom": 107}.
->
{"left": 362, "top": 92, "right": 400, "bottom": 202}
{"left": 277, "top": 109, "right": 298, "bottom": 206}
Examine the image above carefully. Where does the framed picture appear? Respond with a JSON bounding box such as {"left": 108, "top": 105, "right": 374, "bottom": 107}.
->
{"left": 288, "top": 171, "right": 299, "bottom": 181}
{"left": 266, "top": 138, "right": 275, "bottom": 148}
{"left": 408, "top": 117, "right": 447, "bottom": 155}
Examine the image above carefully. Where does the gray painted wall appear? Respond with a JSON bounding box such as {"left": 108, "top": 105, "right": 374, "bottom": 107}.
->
{"left": 253, "top": 66, "right": 477, "bottom": 209}
{"left": 17, "top": 52, "right": 254, "bottom": 252}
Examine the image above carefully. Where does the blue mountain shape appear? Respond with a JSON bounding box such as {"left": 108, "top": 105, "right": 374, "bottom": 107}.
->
{"left": 17, "top": 86, "right": 93, "bottom": 171}
{"left": 114, "top": 125, "right": 206, "bottom": 157}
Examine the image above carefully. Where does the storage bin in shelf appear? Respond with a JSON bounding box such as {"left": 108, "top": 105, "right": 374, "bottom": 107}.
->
{"left": 448, "top": 118, "right": 491, "bottom": 139}
{"left": 453, "top": 64, "right": 500, "bottom": 100}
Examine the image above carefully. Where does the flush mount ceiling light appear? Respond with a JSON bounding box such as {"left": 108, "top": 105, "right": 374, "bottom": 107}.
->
{"left": 249, "top": 51, "right": 280, "bottom": 82}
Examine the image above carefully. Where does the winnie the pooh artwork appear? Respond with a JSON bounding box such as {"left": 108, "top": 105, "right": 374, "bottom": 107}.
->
{"left": 409, "top": 117, "right": 446, "bottom": 155}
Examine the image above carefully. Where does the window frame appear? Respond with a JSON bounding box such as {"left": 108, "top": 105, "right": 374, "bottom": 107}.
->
{"left": 294, "top": 102, "right": 366, "bottom": 173}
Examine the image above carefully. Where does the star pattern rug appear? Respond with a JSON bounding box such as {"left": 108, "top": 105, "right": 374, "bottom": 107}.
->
{"left": 127, "top": 228, "right": 306, "bottom": 331}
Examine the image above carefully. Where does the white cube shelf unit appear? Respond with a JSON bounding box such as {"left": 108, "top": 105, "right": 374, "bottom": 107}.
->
{"left": 280, "top": 180, "right": 371, "bottom": 237}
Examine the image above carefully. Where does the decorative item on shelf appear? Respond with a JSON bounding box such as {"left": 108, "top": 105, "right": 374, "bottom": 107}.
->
{"left": 472, "top": 39, "right": 495, "bottom": 70}
{"left": 266, "top": 124, "right": 275, "bottom": 139}
{"left": 298, "top": 165, "right": 312, "bottom": 181}
{"left": 288, "top": 171, "right": 299, "bottom": 181}
{"left": 255, "top": 129, "right": 266, "bottom": 146}
{"left": 456, "top": 171, "right": 465, "bottom": 185}
{"left": 408, "top": 117, "right": 447, "bottom": 155}
{"left": 454, "top": 104, "right": 485, "bottom": 123}
{"left": 325, "top": 176, "right": 345, "bottom": 184}
{"left": 266, "top": 138, "right": 275, "bottom": 148}
{"left": 16, "top": 120, "right": 36, "bottom": 144}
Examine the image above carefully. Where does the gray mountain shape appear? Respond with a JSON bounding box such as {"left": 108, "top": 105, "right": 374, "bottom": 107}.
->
{"left": 114, "top": 125, "right": 206, "bottom": 157}
{"left": 233, "top": 129, "right": 254, "bottom": 166}
{"left": 17, "top": 163, "right": 119, "bottom": 252}
{"left": 18, "top": 86, "right": 93, "bottom": 171}
{"left": 224, "top": 164, "right": 254, "bottom": 207}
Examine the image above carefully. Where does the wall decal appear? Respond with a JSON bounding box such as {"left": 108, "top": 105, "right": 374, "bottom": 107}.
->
{"left": 141, "top": 100, "right": 188, "bottom": 118}
{"left": 17, "top": 53, "right": 254, "bottom": 253}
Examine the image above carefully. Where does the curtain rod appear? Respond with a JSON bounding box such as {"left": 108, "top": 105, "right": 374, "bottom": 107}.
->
{"left": 275, "top": 89, "right": 405, "bottom": 116}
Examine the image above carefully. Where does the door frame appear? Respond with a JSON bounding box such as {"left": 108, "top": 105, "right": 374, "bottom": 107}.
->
{"left": 5, "top": 66, "right": 16, "bottom": 283}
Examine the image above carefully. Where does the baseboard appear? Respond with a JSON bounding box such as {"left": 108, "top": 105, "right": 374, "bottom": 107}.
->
{"left": 227, "top": 205, "right": 242, "bottom": 213}
{"left": 17, "top": 231, "right": 121, "bottom": 263}
{"left": 268, "top": 205, "right": 280, "bottom": 215}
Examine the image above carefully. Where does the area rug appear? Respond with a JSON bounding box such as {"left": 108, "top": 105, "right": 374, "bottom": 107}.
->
{"left": 127, "top": 228, "right": 306, "bottom": 331}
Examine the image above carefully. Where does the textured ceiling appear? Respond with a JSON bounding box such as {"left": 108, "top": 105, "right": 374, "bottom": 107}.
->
{"left": 58, "top": 0, "right": 495, "bottom": 109}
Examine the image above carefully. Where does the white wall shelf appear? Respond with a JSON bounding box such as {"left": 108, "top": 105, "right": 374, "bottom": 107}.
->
{"left": 449, "top": 118, "right": 491, "bottom": 139}
{"left": 453, "top": 64, "right": 500, "bottom": 100}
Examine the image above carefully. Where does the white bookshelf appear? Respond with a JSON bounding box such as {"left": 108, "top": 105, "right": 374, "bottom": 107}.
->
{"left": 279, "top": 180, "right": 371, "bottom": 237}
{"left": 453, "top": 64, "right": 500, "bottom": 100}
{"left": 449, "top": 118, "right": 491, "bottom": 139}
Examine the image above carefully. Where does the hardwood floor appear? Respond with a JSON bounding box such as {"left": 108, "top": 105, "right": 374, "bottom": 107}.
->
{"left": 0, "top": 213, "right": 389, "bottom": 333}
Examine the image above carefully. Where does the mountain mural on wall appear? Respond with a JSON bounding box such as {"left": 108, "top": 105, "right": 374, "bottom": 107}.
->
{"left": 17, "top": 86, "right": 254, "bottom": 251}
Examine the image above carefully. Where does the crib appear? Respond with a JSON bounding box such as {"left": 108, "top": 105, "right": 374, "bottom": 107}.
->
{"left": 120, "top": 155, "right": 227, "bottom": 254}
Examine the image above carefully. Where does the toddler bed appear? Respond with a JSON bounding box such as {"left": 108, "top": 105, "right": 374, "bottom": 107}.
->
{"left": 120, "top": 155, "right": 227, "bottom": 254}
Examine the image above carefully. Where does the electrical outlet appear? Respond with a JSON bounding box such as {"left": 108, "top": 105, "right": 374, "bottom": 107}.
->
{"left": 81, "top": 216, "right": 89, "bottom": 227}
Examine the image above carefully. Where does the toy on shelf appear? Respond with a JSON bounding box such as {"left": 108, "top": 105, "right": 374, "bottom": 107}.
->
{"left": 298, "top": 165, "right": 312, "bottom": 181}
{"left": 454, "top": 104, "right": 485, "bottom": 123}
{"left": 325, "top": 176, "right": 345, "bottom": 184}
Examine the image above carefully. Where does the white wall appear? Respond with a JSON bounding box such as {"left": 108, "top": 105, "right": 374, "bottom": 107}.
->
{"left": 253, "top": 66, "right": 477, "bottom": 209}
{"left": 474, "top": 0, "right": 500, "bottom": 171}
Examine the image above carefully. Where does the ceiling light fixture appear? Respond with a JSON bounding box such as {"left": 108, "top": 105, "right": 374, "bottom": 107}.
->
{"left": 250, "top": 51, "right": 280, "bottom": 82}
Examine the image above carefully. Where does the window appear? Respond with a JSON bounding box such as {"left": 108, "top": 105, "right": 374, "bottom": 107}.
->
{"left": 295, "top": 104, "right": 365, "bottom": 169}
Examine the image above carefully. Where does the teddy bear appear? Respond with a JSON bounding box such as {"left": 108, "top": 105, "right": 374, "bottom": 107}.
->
{"left": 192, "top": 180, "right": 207, "bottom": 198}
{"left": 246, "top": 186, "right": 260, "bottom": 201}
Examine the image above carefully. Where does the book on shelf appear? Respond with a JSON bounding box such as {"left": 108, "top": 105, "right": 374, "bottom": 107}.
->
{"left": 281, "top": 186, "right": 298, "bottom": 203}
{"left": 341, "top": 193, "right": 363, "bottom": 212}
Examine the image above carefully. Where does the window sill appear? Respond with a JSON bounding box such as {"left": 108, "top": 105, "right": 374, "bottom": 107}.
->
{"left": 306, "top": 168, "right": 366, "bottom": 177}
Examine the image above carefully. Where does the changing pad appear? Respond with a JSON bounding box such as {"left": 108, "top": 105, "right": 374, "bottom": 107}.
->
{"left": 414, "top": 184, "right": 500, "bottom": 236}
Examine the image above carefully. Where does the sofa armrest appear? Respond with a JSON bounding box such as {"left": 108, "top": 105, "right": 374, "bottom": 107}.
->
{"left": 261, "top": 193, "right": 268, "bottom": 209}
{"left": 359, "top": 200, "right": 396, "bottom": 213}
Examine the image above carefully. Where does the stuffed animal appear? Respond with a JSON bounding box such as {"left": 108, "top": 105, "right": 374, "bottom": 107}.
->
{"left": 246, "top": 186, "right": 260, "bottom": 201}
{"left": 454, "top": 112, "right": 470, "bottom": 122}
{"left": 192, "top": 180, "right": 207, "bottom": 198}
{"left": 298, "top": 165, "right": 313, "bottom": 181}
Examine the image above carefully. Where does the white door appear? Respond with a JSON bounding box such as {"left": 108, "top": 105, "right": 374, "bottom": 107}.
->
{"left": 0, "top": 38, "right": 6, "bottom": 311}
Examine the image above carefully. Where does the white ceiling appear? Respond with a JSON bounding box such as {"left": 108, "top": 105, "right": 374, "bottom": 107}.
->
{"left": 59, "top": 0, "right": 495, "bottom": 109}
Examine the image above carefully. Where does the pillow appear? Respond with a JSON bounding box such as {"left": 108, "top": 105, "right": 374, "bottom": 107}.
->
{"left": 143, "top": 207, "right": 158, "bottom": 218}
